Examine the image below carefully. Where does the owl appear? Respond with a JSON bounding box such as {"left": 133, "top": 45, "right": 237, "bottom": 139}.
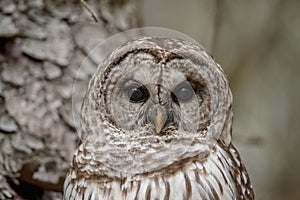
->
{"left": 64, "top": 37, "right": 254, "bottom": 200}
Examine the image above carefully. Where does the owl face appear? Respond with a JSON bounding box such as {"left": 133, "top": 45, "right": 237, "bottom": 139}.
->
{"left": 82, "top": 37, "right": 232, "bottom": 144}
{"left": 106, "top": 52, "right": 211, "bottom": 136}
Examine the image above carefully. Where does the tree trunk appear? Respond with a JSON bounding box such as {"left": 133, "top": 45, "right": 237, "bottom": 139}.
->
{"left": 0, "top": 0, "right": 138, "bottom": 199}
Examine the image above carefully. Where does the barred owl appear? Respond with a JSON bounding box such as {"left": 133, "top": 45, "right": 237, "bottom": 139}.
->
{"left": 64, "top": 37, "right": 254, "bottom": 200}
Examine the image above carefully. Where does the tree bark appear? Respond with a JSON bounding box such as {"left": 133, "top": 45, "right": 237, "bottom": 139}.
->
{"left": 0, "top": 0, "right": 138, "bottom": 199}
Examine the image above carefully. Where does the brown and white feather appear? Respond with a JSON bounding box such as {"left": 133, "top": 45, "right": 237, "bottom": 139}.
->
{"left": 64, "top": 37, "right": 254, "bottom": 200}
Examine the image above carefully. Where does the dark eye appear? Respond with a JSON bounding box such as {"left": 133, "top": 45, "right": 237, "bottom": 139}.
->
{"left": 172, "top": 82, "right": 195, "bottom": 103}
{"left": 127, "top": 84, "right": 149, "bottom": 103}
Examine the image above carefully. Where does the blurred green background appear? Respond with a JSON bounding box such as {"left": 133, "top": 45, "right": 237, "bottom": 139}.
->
{"left": 142, "top": 0, "right": 300, "bottom": 199}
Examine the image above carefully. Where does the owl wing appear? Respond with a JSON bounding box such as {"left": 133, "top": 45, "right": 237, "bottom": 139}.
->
{"left": 195, "top": 142, "right": 254, "bottom": 200}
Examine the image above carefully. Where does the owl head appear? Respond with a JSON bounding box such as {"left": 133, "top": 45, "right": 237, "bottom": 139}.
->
{"left": 81, "top": 37, "right": 233, "bottom": 146}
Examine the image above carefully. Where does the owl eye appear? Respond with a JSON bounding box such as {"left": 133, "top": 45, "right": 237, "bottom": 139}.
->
{"left": 127, "top": 84, "right": 149, "bottom": 103}
{"left": 172, "top": 82, "right": 195, "bottom": 103}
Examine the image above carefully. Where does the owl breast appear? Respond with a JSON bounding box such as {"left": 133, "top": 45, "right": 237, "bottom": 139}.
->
{"left": 64, "top": 141, "right": 253, "bottom": 200}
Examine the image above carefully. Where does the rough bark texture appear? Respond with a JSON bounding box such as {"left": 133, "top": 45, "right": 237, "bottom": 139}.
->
{"left": 0, "top": 0, "right": 138, "bottom": 199}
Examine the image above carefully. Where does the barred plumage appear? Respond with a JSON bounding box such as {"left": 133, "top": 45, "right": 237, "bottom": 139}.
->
{"left": 64, "top": 37, "right": 254, "bottom": 200}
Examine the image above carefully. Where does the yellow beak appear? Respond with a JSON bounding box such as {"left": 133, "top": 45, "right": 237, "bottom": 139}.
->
{"left": 152, "top": 105, "right": 167, "bottom": 134}
{"left": 155, "top": 111, "right": 164, "bottom": 134}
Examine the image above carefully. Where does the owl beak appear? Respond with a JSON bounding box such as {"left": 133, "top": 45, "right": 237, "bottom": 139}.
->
{"left": 152, "top": 105, "right": 168, "bottom": 134}
{"left": 155, "top": 112, "right": 165, "bottom": 134}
